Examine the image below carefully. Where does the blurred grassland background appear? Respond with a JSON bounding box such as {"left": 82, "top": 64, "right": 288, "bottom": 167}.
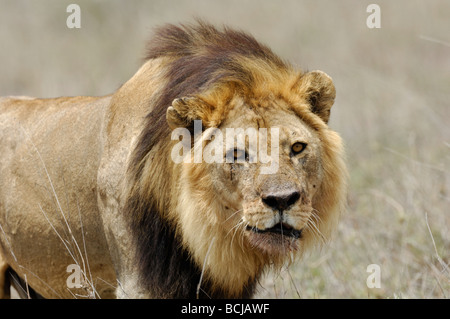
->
{"left": 0, "top": 0, "right": 448, "bottom": 298}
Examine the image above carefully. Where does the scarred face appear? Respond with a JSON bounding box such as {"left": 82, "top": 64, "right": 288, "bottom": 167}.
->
{"left": 202, "top": 97, "right": 325, "bottom": 256}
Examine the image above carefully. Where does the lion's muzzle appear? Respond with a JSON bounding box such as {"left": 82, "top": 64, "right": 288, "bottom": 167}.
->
{"left": 241, "top": 176, "right": 312, "bottom": 254}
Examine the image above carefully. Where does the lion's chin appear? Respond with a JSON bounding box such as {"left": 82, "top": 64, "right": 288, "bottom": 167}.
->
{"left": 245, "top": 223, "right": 302, "bottom": 255}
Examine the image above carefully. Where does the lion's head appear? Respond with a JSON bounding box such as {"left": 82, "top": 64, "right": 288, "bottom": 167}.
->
{"left": 127, "top": 21, "right": 347, "bottom": 298}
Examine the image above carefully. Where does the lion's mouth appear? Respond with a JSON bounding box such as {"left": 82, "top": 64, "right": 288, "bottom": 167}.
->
{"left": 246, "top": 223, "right": 303, "bottom": 239}
{"left": 244, "top": 223, "right": 303, "bottom": 254}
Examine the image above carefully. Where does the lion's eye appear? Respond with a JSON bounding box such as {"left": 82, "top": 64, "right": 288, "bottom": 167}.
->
{"left": 226, "top": 148, "right": 248, "bottom": 162}
{"left": 291, "top": 142, "right": 306, "bottom": 155}
{"left": 234, "top": 149, "right": 248, "bottom": 162}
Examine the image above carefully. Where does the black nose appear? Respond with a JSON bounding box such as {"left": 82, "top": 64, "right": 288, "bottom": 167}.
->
{"left": 262, "top": 189, "right": 300, "bottom": 212}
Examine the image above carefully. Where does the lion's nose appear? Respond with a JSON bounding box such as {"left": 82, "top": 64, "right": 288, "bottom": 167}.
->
{"left": 261, "top": 189, "right": 300, "bottom": 212}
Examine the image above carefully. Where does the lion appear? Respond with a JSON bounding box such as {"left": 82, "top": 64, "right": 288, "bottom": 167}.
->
{"left": 0, "top": 21, "right": 347, "bottom": 299}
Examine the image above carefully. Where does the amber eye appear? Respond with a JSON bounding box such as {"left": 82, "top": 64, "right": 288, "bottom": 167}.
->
{"left": 291, "top": 142, "right": 306, "bottom": 155}
{"left": 226, "top": 148, "right": 248, "bottom": 162}
{"left": 234, "top": 149, "right": 245, "bottom": 161}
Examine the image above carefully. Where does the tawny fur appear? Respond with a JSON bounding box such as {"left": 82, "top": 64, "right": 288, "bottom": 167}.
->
{"left": 0, "top": 21, "right": 347, "bottom": 299}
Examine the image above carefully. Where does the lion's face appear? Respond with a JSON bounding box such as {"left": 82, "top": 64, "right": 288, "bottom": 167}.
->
{"left": 167, "top": 70, "right": 344, "bottom": 266}
{"left": 199, "top": 97, "right": 323, "bottom": 256}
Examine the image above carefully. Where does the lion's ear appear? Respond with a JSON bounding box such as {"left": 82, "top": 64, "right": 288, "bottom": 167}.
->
{"left": 166, "top": 96, "right": 214, "bottom": 130}
{"left": 299, "top": 70, "right": 336, "bottom": 124}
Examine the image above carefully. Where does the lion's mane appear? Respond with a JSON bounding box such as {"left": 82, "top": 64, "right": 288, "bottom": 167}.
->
{"left": 123, "top": 21, "right": 347, "bottom": 298}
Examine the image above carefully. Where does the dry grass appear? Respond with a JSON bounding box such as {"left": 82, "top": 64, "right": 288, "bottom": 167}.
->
{"left": 0, "top": 0, "right": 448, "bottom": 298}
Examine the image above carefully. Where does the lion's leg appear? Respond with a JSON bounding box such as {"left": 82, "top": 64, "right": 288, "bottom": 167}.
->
{"left": 0, "top": 254, "right": 11, "bottom": 299}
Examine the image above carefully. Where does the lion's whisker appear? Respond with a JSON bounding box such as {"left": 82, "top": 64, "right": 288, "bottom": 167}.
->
{"left": 306, "top": 216, "right": 327, "bottom": 245}
{"left": 239, "top": 221, "right": 250, "bottom": 250}
{"left": 310, "top": 209, "right": 323, "bottom": 224}
{"left": 230, "top": 219, "right": 246, "bottom": 248}
{"left": 225, "top": 218, "right": 245, "bottom": 238}
{"left": 223, "top": 209, "right": 243, "bottom": 223}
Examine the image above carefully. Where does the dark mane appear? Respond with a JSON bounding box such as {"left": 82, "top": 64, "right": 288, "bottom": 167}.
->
{"left": 130, "top": 20, "right": 287, "bottom": 177}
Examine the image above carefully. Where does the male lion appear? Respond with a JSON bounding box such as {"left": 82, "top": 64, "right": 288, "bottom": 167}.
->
{"left": 0, "top": 21, "right": 347, "bottom": 299}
